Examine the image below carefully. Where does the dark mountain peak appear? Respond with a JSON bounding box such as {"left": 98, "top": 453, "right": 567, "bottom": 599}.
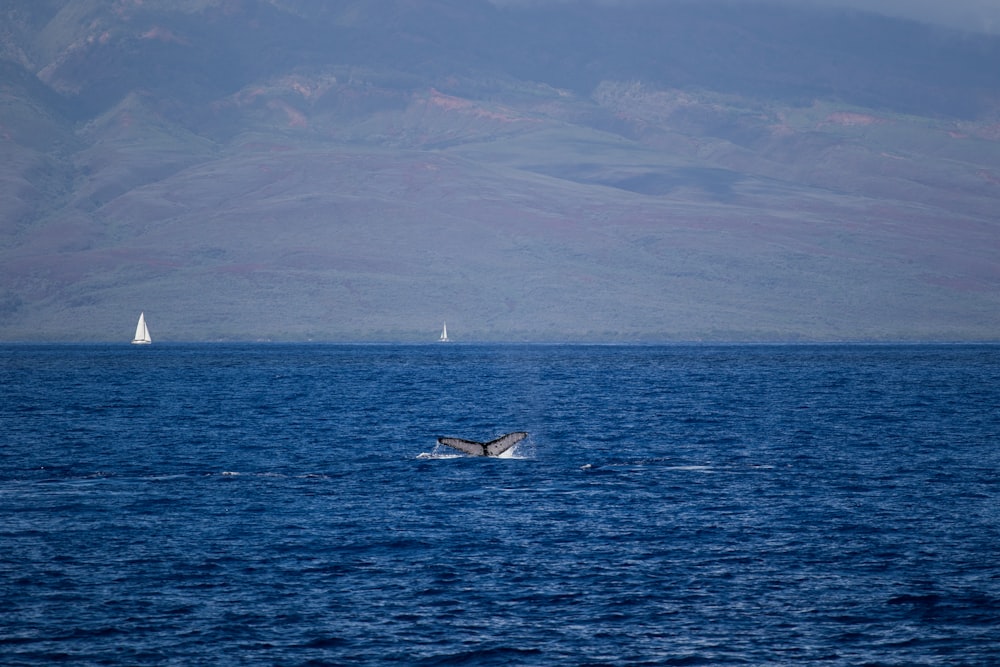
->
{"left": 6, "top": 0, "right": 1000, "bottom": 120}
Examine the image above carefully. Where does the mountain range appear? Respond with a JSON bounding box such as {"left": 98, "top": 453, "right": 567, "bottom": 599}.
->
{"left": 2, "top": 0, "right": 999, "bottom": 342}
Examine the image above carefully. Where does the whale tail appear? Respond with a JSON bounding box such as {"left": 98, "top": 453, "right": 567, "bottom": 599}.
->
{"left": 437, "top": 431, "right": 528, "bottom": 457}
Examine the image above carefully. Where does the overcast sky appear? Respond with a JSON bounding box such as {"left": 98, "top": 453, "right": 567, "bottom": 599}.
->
{"left": 492, "top": 0, "right": 1000, "bottom": 34}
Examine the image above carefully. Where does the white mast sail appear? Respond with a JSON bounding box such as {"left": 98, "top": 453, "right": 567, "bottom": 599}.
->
{"left": 439, "top": 322, "right": 449, "bottom": 342}
{"left": 132, "top": 312, "right": 152, "bottom": 344}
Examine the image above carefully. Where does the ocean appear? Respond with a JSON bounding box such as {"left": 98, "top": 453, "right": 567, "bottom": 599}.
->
{"left": 2, "top": 344, "right": 998, "bottom": 665}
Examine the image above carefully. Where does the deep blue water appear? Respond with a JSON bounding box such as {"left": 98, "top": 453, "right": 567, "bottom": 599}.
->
{"left": 2, "top": 344, "right": 999, "bottom": 665}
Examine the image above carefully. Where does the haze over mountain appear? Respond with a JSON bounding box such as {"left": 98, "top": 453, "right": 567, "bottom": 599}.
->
{"left": 2, "top": 0, "right": 999, "bottom": 342}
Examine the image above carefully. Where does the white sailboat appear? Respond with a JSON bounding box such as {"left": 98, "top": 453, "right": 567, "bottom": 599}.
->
{"left": 439, "top": 322, "right": 450, "bottom": 342}
{"left": 131, "top": 312, "right": 152, "bottom": 344}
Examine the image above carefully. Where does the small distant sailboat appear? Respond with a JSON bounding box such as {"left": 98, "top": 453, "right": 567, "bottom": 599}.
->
{"left": 439, "top": 322, "right": 450, "bottom": 342}
{"left": 131, "top": 312, "right": 152, "bottom": 345}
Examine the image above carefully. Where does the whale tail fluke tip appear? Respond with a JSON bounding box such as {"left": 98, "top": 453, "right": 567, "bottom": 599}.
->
{"left": 437, "top": 431, "right": 528, "bottom": 457}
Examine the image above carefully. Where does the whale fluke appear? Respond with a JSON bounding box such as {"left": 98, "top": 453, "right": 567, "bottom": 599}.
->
{"left": 437, "top": 432, "right": 528, "bottom": 457}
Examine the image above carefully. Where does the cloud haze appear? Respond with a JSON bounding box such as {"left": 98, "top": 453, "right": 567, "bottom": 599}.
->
{"left": 492, "top": 0, "right": 1000, "bottom": 34}
{"left": 800, "top": 0, "right": 1000, "bottom": 33}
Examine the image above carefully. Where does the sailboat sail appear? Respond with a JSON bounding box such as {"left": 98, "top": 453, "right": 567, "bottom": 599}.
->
{"left": 132, "top": 312, "right": 152, "bottom": 344}
{"left": 439, "top": 322, "right": 449, "bottom": 342}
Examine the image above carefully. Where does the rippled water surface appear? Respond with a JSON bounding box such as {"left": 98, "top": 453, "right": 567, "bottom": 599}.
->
{"left": 2, "top": 344, "right": 999, "bottom": 665}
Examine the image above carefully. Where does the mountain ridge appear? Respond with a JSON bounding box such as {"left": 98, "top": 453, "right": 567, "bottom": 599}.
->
{"left": 1, "top": 0, "right": 999, "bottom": 342}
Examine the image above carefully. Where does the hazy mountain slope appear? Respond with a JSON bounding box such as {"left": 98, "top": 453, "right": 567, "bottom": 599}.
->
{"left": 1, "top": 0, "right": 999, "bottom": 341}
{"left": 0, "top": 59, "right": 78, "bottom": 239}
